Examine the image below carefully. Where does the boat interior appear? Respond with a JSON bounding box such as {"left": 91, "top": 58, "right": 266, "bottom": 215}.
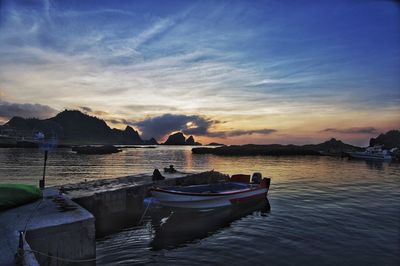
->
{"left": 164, "top": 182, "right": 250, "bottom": 193}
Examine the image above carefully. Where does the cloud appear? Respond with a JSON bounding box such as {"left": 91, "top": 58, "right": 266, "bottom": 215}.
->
{"left": 123, "top": 104, "right": 180, "bottom": 112}
{"left": 227, "top": 129, "right": 277, "bottom": 137}
{"left": 204, "top": 128, "right": 278, "bottom": 138}
{"left": 106, "top": 118, "right": 136, "bottom": 126}
{"left": 79, "top": 106, "right": 92, "bottom": 112}
{"left": 0, "top": 100, "right": 58, "bottom": 122}
{"left": 78, "top": 106, "right": 108, "bottom": 116}
{"left": 133, "top": 113, "right": 278, "bottom": 140}
{"left": 134, "top": 113, "right": 216, "bottom": 140}
{"left": 321, "top": 127, "right": 378, "bottom": 134}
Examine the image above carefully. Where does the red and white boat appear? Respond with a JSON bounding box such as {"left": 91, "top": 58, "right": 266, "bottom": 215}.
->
{"left": 150, "top": 173, "right": 271, "bottom": 209}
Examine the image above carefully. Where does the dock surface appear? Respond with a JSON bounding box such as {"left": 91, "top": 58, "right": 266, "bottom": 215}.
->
{"left": 0, "top": 188, "right": 95, "bottom": 266}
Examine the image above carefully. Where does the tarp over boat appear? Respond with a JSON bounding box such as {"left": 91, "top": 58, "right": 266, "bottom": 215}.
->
{"left": 0, "top": 184, "right": 42, "bottom": 211}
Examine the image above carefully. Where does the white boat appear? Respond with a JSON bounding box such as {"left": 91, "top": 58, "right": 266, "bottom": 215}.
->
{"left": 348, "top": 145, "right": 392, "bottom": 161}
{"left": 150, "top": 173, "right": 271, "bottom": 209}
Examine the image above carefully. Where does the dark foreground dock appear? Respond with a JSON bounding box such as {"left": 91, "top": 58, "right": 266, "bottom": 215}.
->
{"left": 0, "top": 188, "right": 95, "bottom": 266}
{"left": 0, "top": 170, "right": 229, "bottom": 265}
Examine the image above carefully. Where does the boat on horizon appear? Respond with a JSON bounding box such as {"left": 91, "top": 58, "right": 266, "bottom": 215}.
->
{"left": 150, "top": 173, "right": 271, "bottom": 209}
{"left": 348, "top": 145, "right": 393, "bottom": 161}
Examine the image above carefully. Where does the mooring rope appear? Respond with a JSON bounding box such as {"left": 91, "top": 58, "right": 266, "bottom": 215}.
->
{"left": 21, "top": 248, "right": 97, "bottom": 263}
{"left": 23, "top": 198, "right": 45, "bottom": 234}
{"left": 138, "top": 198, "right": 152, "bottom": 225}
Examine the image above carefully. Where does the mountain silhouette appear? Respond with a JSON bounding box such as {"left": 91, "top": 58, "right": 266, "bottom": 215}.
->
{"left": 4, "top": 110, "right": 147, "bottom": 145}
{"left": 369, "top": 129, "right": 400, "bottom": 149}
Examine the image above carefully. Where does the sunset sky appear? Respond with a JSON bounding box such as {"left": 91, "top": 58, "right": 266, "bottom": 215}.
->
{"left": 0, "top": 0, "right": 399, "bottom": 146}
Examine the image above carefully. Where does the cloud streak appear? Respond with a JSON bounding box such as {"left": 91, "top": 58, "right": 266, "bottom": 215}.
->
{"left": 321, "top": 127, "right": 379, "bottom": 134}
{"left": 227, "top": 129, "right": 277, "bottom": 137}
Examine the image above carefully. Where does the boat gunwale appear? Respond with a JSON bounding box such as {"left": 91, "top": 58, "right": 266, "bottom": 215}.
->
{"left": 150, "top": 185, "right": 266, "bottom": 197}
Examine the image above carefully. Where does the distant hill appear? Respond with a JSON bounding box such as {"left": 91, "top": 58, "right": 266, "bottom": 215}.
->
{"left": 369, "top": 130, "right": 400, "bottom": 149}
{"left": 4, "top": 110, "right": 156, "bottom": 145}
{"left": 303, "top": 138, "right": 360, "bottom": 154}
{"left": 207, "top": 142, "right": 225, "bottom": 146}
{"left": 163, "top": 132, "right": 201, "bottom": 145}
{"left": 192, "top": 138, "right": 360, "bottom": 156}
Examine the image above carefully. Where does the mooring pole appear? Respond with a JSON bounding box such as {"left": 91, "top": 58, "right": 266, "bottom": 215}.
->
{"left": 40, "top": 150, "right": 48, "bottom": 189}
{"left": 15, "top": 231, "right": 24, "bottom": 265}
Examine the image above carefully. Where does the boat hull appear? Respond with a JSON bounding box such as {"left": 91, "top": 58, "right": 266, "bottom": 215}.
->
{"left": 348, "top": 152, "right": 392, "bottom": 161}
{"left": 151, "top": 186, "right": 269, "bottom": 209}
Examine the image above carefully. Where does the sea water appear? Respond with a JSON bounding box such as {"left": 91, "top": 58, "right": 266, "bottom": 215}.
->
{"left": 0, "top": 146, "right": 398, "bottom": 265}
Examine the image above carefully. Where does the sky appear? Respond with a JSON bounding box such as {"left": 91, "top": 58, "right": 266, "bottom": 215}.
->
{"left": 0, "top": 0, "right": 399, "bottom": 146}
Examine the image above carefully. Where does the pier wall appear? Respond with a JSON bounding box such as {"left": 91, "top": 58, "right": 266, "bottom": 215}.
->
{"left": 26, "top": 219, "right": 95, "bottom": 266}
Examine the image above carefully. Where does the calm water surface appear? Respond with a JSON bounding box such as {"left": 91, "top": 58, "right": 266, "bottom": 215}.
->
{"left": 0, "top": 146, "right": 399, "bottom": 265}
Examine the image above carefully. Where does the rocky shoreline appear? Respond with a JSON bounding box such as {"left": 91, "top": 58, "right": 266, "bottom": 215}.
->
{"left": 192, "top": 139, "right": 362, "bottom": 156}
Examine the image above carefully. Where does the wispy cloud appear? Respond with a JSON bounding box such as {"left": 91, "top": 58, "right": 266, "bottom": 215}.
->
{"left": 321, "top": 127, "right": 379, "bottom": 134}
{"left": 78, "top": 106, "right": 109, "bottom": 116}
{"left": 227, "top": 129, "right": 277, "bottom": 137}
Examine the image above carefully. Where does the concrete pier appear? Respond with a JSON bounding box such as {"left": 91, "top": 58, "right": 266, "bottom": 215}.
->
{"left": 0, "top": 188, "right": 95, "bottom": 266}
{"left": 60, "top": 171, "right": 229, "bottom": 236}
{"left": 1, "top": 171, "right": 229, "bottom": 265}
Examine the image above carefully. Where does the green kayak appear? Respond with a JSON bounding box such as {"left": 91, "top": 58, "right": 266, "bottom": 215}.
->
{"left": 0, "top": 184, "right": 43, "bottom": 211}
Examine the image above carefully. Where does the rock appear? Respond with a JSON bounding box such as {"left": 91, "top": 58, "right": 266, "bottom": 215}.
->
{"left": 369, "top": 130, "right": 400, "bottom": 149}
{"left": 164, "top": 132, "right": 186, "bottom": 145}
{"left": 163, "top": 132, "right": 201, "bottom": 145}
{"left": 192, "top": 139, "right": 361, "bottom": 156}
{"left": 185, "top": 135, "right": 195, "bottom": 145}
{"left": 72, "top": 145, "right": 121, "bottom": 155}
{"left": 208, "top": 142, "right": 225, "bottom": 146}
{"left": 152, "top": 169, "right": 165, "bottom": 181}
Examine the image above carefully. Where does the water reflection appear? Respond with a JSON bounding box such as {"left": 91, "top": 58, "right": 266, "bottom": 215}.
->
{"left": 1, "top": 147, "right": 396, "bottom": 186}
{"left": 363, "top": 160, "right": 386, "bottom": 170}
{"left": 149, "top": 199, "right": 271, "bottom": 250}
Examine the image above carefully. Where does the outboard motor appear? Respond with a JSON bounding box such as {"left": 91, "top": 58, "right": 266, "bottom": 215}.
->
{"left": 251, "top": 172, "right": 262, "bottom": 184}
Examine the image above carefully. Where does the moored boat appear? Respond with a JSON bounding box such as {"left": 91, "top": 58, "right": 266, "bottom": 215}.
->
{"left": 150, "top": 173, "right": 271, "bottom": 209}
{"left": 348, "top": 145, "right": 392, "bottom": 161}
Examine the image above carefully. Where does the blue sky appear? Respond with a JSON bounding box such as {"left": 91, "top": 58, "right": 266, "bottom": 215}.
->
{"left": 0, "top": 0, "right": 399, "bottom": 145}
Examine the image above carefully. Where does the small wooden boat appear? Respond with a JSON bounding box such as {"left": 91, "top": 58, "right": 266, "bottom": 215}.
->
{"left": 150, "top": 173, "right": 271, "bottom": 209}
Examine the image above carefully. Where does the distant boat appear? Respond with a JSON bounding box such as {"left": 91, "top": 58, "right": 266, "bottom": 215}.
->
{"left": 72, "top": 145, "right": 121, "bottom": 155}
{"left": 150, "top": 173, "right": 271, "bottom": 209}
{"left": 348, "top": 145, "right": 392, "bottom": 161}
